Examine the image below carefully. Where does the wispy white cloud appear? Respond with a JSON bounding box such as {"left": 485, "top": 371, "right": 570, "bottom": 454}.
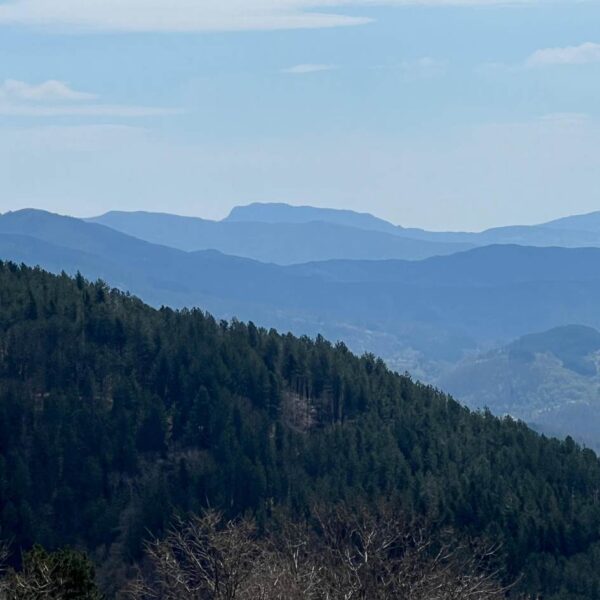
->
{"left": 539, "top": 112, "right": 590, "bottom": 126}
{"left": 0, "top": 79, "right": 96, "bottom": 102}
{"left": 0, "top": 79, "right": 180, "bottom": 118}
{"left": 527, "top": 42, "right": 600, "bottom": 67}
{"left": 0, "top": 0, "right": 553, "bottom": 33}
{"left": 478, "top": 42, "right": 600, "bottom": 73}
{"left": 282, "top": 64, "right": 338, "bottom": 74}
{"left": 374, "top": 56, "right": 447, "bottom": 77}
{"left": 0, "top": 0, "right": 370, "bottom": 32}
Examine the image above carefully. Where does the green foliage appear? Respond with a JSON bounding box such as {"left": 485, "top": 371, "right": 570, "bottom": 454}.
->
{"left": 1, "top": 262, "right": 600, "bottom": 597}
{"left": 439, "top": 324, "right": 600, "bottom": 450}
{"left": 509, "top": 325, "right": 600, "bottom": 376}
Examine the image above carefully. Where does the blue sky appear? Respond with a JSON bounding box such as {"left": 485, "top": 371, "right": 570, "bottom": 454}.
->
{"left": 1, "top": 0, "right": 599, "bottom": 230}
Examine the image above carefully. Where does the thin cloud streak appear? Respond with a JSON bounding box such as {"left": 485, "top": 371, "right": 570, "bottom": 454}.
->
{"left": 0, "top": 0, "right": 554, "bottom": 33}
{"left": 527, "top": 42, "right": 600, "bottom": 66}
{"left": 0, "top": 79, "right": 96, "bottom": 102}
{"left": 282, "top": 64, "right": 338, "bottom": 74}
{"left": 0, "top": 0, "right": 370, "bottom": 32}
{"left": 0, "top": 79, "right": 180, "bottom": 118}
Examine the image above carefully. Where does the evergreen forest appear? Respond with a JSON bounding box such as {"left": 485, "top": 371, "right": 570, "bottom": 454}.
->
{"left": 1, "top": 262, "right": 600, "bottom": 598}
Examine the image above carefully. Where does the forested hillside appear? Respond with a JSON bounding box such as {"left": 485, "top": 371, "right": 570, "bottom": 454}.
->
{"left": 2, "top": 263, "right": 600, "bottom": 597}
{"left": 7, "top": 210, "right": 600, "bottom": 388}
{"left": 440, "top": 325, "right": 600, "bottom": 449}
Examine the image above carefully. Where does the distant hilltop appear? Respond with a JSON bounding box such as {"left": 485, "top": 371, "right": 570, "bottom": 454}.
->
{"left": 225, "top": 202, "right": 400, "bottom": 234}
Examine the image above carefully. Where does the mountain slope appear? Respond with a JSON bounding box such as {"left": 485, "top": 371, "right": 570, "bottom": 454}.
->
{"left": 0, "top": 209, "right": 299, "bottom": 309}
{"left": 402, "top": 223, "right": 600, "bottom": 247}
{"left": 3, "top": 263, "right": 600, "bottom": 598}
{"left": 225, "top": 202, "right": 600, "bottom": 248}
{"left": 89, "top": 205, "right": 600, "bottom": 268}
{"left": 290, "top": 244, "right": 600, "bottom": 286}
{"left": 439, "top": 325, "right": 600, "bottom": 449}
{"left": 542, "top": 210, "right": 600, "bottom": 233}
{"left": 5, "top": 210, "right": 600, "bottom": 379}
{"left": 89, "top": 210, "right": 471, "bottom": 264}
{"left": 224, "top": 201, "right": 401, "bottom": 234}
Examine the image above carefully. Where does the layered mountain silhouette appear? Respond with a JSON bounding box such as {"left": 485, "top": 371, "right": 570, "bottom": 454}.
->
{"left": 89, "top": 203, "right": 600, "bottom": 265}
{"left": 91, "top": 203, "right": 600, "bottom": 261}
{"left": 88, "top": 210, "right": 472, "bottom": 264}
{"left": 4, "top": 208, "right": 600, "bottom": 362}
{"left": 5, "top": 205, "right": 600, "bottom": 445}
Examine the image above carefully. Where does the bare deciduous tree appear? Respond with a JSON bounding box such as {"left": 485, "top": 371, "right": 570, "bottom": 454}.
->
{"left": 127, "top": 511, "right": 262, "bottom": 600}
{"left": 244, "top": 521, "right": 323, "bottom": 600}
{"left": 0, "top": 542, "right": 10, "bottom": 597}
{"left": 0, "top": 544, "right": 101, "bottom": 600}
{"left": 125, "top": 507, "right": 524, "bottom": 600}
{"left": 311, "top": 505, "right": 512, "bottom": 600}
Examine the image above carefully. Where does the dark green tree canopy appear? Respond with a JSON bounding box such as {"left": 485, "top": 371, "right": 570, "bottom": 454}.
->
{"left": 0, "top": 262, "right": 599, "bottom": 598}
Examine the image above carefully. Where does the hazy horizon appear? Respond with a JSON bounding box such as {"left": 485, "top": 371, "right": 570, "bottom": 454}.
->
{"left": 2, "top": 0, "right": 600, "bottom": 231}
{"left": 1, "top": 199, "right": 599, "bottom": 234}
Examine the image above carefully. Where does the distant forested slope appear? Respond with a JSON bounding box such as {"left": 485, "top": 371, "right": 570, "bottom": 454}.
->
{"left": 439, "top": 325, "right": 600, "bottom": 449}
{"left": 1, "top": 263, "right": 600, "bottom": 597}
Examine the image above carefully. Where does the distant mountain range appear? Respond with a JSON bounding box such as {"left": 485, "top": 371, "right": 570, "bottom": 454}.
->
{"left": 87, "top": 210, "right": 471, "bottom": 264}
{"left": 439, "top": 325, "right": 600, "bottom": 449}
{"left": 4, "top": 204, "right": 600, "bottom": 446}
{"left": 3, "top": 208, "right": 600, "bottom": 361}
{"left": 89, "top": 203, "right": 600, "bottom": 265}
